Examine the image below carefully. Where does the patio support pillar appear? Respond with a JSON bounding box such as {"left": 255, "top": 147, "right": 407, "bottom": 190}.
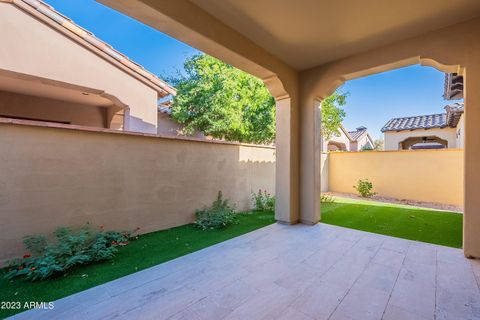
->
{"left": 275, "top": 97, "right": 300, "bottom": 224}
{"left": 298, "top": 97, "right": 322, "bottom": 224}
{"left": 464, "top": 61, "right": 480, "bottom": 258}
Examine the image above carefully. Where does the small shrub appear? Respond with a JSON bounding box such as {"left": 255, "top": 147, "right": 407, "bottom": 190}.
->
{"left": 360, "top": 144, "right": 374, "bottom": 151}
{"left": 354, "top": 179, "right": 377, "bottom": 198}
{"left": 4, "top": 224, "right": 134, "bottom": 281}
{"left": 195, "top": 191, "right": 237, "bottom": 230}
{"left": 252, "top": 189, "right": 275, "bottom": 212}
{"left": 320, "top": 193, "right": 335, "bottom": 203}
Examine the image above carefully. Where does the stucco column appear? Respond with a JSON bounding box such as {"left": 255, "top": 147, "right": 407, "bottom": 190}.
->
{"left": 275, "top": 97, "right": 300, "bottom": 223}
{"left": 298, "top": 98, "right": 322, "bottom": 224}
{"left": 464, "top": 62, "right": 480, "bottom": 259}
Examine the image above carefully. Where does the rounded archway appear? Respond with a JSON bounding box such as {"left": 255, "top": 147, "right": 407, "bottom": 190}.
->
{"left": 400, "top": 136, "right": 448, "bottom": 150}
{"left": 327, "top": 141, "right": 347, "bottom": 151}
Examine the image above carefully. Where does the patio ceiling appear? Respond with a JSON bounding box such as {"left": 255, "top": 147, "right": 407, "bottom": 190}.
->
{"left": 98, "top": 0, "right": 480, "bottom": 88}
{"left": 0, "top": 72, "right": 113, "bottom": 107}
{"left": 188, "top": 0, "right": 478, "bottom": 70}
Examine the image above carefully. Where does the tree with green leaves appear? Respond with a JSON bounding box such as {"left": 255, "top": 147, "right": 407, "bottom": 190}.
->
{"left": 169, "top": 54, "right": 275, "bottom": 144}
{"left": 169, "top": 54, "right": 347, "bottom": 144}
{"left": 320, "top": 92, "right": 348, "bottom": 140}
{"left": 373, "top": 138, "right": 384, "bottom": 150}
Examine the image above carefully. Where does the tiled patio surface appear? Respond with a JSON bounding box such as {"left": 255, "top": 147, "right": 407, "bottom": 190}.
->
{"left": 13, "top": 223, "right": 480, "bottom": 320}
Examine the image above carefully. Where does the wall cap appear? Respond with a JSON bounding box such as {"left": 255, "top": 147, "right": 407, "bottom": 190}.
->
{"left": 0, "top": 118, "right": 276, "bottom": 150}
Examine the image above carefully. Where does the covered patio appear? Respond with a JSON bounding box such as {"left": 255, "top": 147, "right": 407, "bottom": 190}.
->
{"left": 98, "top": 0, "right": 480, "bottom": 258}
{"left": 7, "top": 1, "right": 480, "bottom": 319}
{"left": 15, "top": 223, "right": 480, "bottom": 319}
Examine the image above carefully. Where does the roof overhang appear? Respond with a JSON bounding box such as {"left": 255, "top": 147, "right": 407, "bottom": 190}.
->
{"left": 444, "top": 73, "right": 464, "bottom": 100}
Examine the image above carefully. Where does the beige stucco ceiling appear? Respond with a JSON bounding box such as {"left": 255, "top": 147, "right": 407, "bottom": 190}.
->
{"left": 0, "top": 74, "right": 113, "bottom": 107}
{"left": 190, "top": 0, "right": 480, "bottom": 70}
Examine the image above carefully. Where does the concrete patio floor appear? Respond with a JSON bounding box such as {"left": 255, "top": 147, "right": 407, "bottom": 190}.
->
{"left": 13, "top": 223, "right": 480, "bottom": 320}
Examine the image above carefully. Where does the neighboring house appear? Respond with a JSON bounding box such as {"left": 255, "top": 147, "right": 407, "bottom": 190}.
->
{"left": 382, "top": 72, "right": 464, "bottom": 151}
{"left": 381, "top": 103, "right": 464, "bottom": 150}
{"left": 0, "top": 0, "right": 175, "bottom": 134}
{"left": 348, "top": 126, "right": 375, "bottom": 151}
{"left": 322, "top": 125, "right": 374, "bottom": 152}
{"left": 157, "top": 97, "right": 206, "bottom": 139}
{"left": 444, "top": 73, "right": 463, "bottom": 100}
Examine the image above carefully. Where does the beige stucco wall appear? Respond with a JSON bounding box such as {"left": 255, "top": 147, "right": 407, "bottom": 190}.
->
{"left": 456, "top": 114, "right": 465, "bottom": 149}
{"left": 0, "top": 3, "right": 158, "bottom": 133}
{"left": 384, "top": 127, "right": 457, "bottom": 150}
{"left": 356, "top": 134, "right": 374, "bottom": 150}
{"left": 328, "top": 149, "right": 464, "bottom": 206}
{"left": 323, "top": 128, "right": 350, "bottom": 152}
{"left": 157, "top": 113, "right": 184, "bottom": 136}
{"left": 157, "top": 113, "right": 206, "bottom": 139}
{"left": 0, "top": 90, "right": 107, "bottom": 127}
{"left": 0, "top": 123, "right": 275, "bottom": 263}
{"left": 320, "top": 153, "right": 329, "bottom": 192}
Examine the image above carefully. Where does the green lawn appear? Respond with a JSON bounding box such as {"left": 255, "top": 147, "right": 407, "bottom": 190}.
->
{"left": 321, "top": 197, "right": 463, "bottom": 248}
{"left": 0, "top": 211, "right": 275, "bottom": 319}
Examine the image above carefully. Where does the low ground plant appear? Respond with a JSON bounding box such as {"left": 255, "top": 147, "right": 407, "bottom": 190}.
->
{"left": 354, "top": 179, "right": 377, "bottom": 198}
{"left": 5, "top": 224, "right": 134, "bottom": 281}
{"left": 252, "top": 189, "right": 275, "bottom": 212}
{"left": 320, "top": 193, "right": 335, "bottom": 203}
{"left": 195, "top": 191, "right": 237, "bottom": 230}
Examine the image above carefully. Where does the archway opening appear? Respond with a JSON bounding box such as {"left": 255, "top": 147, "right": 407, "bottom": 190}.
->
{"left": 400, "top": 136, "right": 448, "bottom": 150}
{"left": 320, "top": 64, "right": 464, "bottom": 249}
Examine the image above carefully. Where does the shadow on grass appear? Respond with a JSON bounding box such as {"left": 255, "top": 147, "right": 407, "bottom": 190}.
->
{"left": 321, "top": 199, "right": 462, "bottom": 248}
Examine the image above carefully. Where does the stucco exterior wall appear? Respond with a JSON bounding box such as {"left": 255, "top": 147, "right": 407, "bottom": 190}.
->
{"left": 0, "top": 3, "right": 158, "bottom": 133}
{"left": 0, "top": 123, "right": 275, "bottom": 263}
{"left": 157, "top": 113, "right": 206, "bottom": 139}
{"left": 0, "top": 90, "right": 107, "bottom": 127}
{"left": 456, "top": 114, "right": 465, "bottom": 149}
{"left": 384, "top": 127, "right": 457, "bottom": 150}
{"left": 356, "top": 134, "right": 373, "bottom": 150}
{"left": 323, "top": 128, "right": 350, "bottom": 151}
{"left": 328, "top": 149, "right": 463, "bottom": 206}
{"left": 157, "top": 113, "right": 184, "bottom": 136}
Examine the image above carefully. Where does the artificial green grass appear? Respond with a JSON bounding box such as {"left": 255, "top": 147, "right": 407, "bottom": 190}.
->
{"left": 0, "top": 211, "right": 275, "bottom": 318}
{"left": 321, "top": 197, "right": 463, "bottom": 248}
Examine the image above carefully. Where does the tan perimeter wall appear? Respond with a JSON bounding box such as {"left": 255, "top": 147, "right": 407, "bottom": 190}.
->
{"left": 328, "top": 150, "right": 464, "bottom": 207}
{"left": 320, "top": 153, "right": 329, "bottom": 192}
{"left": 0, "top": 124, "right": 275, "bottom": 262}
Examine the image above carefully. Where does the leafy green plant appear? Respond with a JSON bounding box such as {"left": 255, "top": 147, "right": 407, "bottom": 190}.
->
{"left": 252, "top": 189, "right": 275, "bottom": 212}
{"left": 4, "top": 224, "right": 134, "bottom": 281}
{"left": 320, "top": 193, "right": 335, "bottom": 203}
{"left": 354, "top": 179, "right": 377, "bottom": 198}
{"left": 195, "top": 191, "right": 237, "bottom": 230}
{"left": 360, "top": 144, "right": 374, "bottom": 151}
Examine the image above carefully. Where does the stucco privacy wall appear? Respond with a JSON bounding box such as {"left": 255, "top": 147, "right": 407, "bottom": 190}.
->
{"left": 0, "top": 123, "right": 275, "bottom": 263}
{"left": 0, "top": 2, "right": 158, "bottom": 133}
{"left": 328, "top": 150, "right": 464, "bottom": 206}
{"left": 320, "top": 153, "right": 328, "bottom": 192}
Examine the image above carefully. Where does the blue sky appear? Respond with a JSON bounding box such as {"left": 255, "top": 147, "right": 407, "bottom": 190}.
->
{"left": 47, "top": 0, "right": 458, "bottom": 141}
{"left": 339, "top": 65, "right": 455, "bottom": 140}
